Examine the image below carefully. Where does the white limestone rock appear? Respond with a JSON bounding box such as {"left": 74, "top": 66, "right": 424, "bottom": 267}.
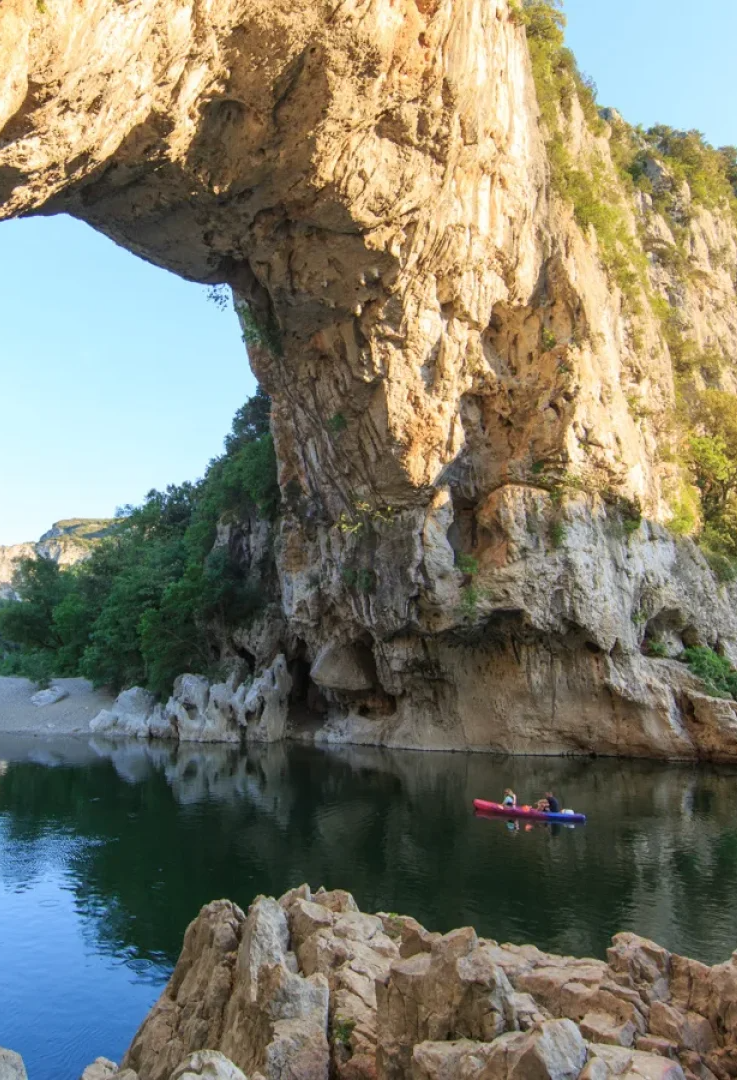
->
{"left": 0, "top": 1048, "right": 27, "bottom": 1080}
{"left": 31, "top": 686, "right": 69, "bottom": 707}
{"left": 164, "top": 674, "right": 240, "bottom": 743}
{"left": 80, "top": 1059, "right": 119, "bottom": 1080}
{"left": 242, "top": 655, "right": 292, "bottom": 743}
{"left": 90, "top": 688, "right": 158, "bottom": 739}
{"left": 169, "top": 1051, "right": 247, "bottom": 1080}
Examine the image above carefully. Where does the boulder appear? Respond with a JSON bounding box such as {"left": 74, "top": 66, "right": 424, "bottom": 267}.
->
{"left": 165, "top": 675, "right": 240, "bottom": 743}
{"left": 411, "top": 1019, "right": 587, "bottom": 1080}
{"left": 606, "top": 935, "right": 671, "bottom": 1005}
{"left": 169, "top": 1051, "right": 248, "bottom": 1080}
{"left": 0, "top": 1048, "right": 27, "bottom": 1080}
{"left": 31, "top": 685, "right": 69, "bottom": 707}
{"left": 90, "top": 688, "right": 158, "bottom": 739}
{"left": 243, "top": 655, "right": 293, "bottom": 743}
{"left": 122, "top": 900, "right": 247, "bottom": 1080}
{"left": 89, "top": 709, "right": 119, "bottom": 735}
{"left": 80, "top": 1060, "right": 119, "bottom": 1080}
{"left": 649, "top": 1004, "right": 717, "bottom": 1055}
{"left": 148, "top": 704, "right": 176, "bottom": 740}
{"left": 376, "top": 927, "right": 519, "bottom": 1080}
{"left": 122, "top": 892, "right": 329, "bottom": 1080}
{"left": 310, "top": 643, "right": 376, "bottom": 692}
{"left": 587, "top": 1045, "right": 687, "bottom": 1080}
{"left": 219, "top": 895, "right": 330, "bottom": 1080}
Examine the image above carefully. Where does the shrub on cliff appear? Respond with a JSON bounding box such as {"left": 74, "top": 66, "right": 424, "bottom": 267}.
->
{"left": 683, "top": 646, "right": 737, "bottom": 701}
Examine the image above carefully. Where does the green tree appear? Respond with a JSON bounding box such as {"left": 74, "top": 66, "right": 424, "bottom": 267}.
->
{"left": 0, "top": 388, "right": 279, "bottom": 698}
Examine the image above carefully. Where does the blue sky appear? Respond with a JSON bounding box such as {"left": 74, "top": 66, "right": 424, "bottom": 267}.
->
{"left": 0, "top": 0, "right": 734, "bottom": 545}
{"left": 564, "top": 0, "right": 736, "bottom": 148}
{"left": 0, "top": 217, "right": 254, "bottom": 545}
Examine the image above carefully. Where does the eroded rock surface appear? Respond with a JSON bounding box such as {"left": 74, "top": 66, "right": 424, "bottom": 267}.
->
{"left": 82, "top": 887, "right": 737, "bottom": 1080}
{"left": 3, "top": 0, "right": 737, "bottom": 757}
{"left": 89, "top": 657, "right": 291, "bottom": 744}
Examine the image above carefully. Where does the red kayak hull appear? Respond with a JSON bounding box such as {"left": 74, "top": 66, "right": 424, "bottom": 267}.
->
{"left": 473, "top": 799, "right": 586, "bottom": 824}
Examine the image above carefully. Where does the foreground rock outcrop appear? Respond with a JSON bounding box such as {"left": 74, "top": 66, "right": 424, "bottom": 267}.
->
{"left": 3, "top": 0, "right": 737, "bottom": 757}
{"left": 75, "top": 885, "right": 737, "bottom": 1080}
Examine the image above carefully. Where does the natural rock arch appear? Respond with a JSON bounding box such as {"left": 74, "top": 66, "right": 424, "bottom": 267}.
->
{"left": 4, "top": 0, "right": 737, "bottom": 758}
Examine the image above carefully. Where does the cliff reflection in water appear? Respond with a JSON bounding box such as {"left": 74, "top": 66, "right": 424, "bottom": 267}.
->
{"left": 0, "top": 735, "right": 736, "bottom": 972}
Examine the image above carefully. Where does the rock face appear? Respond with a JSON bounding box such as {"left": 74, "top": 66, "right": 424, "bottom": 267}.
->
{"left": 2, "top": 0, "right": 737, "bottom": 757}
{"left": 0, "top": 520, "right": 113, "bottom": 600}
{"left": 81, "top": 886, "right": 737, "bottom": 1080}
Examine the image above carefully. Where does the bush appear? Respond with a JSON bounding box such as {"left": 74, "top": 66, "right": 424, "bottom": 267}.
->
{"left": 702, "top": 547, "right": 737, "bottom": 583}
{"left": 456, "top": 554, "right": 479, "bottom": 576}
{"left": 549, "top": 521, "right": 566, "bottom": 547}
{"left": 327, "top": 412, "right": 348, "bottom": 434}
{"left": 541, "top": 327, "right": 557, "bottom": 350}
{"left": 682, "top": 646, "right": 737, "bottom": 700}
{"left": 0, "top": 648, "right": 55, "bottom": 688}
{"left": 236, "top": 301, "right": 283, "bottom": 356}
{"left": 645, "top": 127, "right": 737, "bottom": 216}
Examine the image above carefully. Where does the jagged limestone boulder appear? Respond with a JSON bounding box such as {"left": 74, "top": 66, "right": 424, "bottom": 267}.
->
{"left": 90, "top": 688, "right": 159, "bottom": 739}
{"left": 169, "top": 1051, "right": 248, "bottom": 1080}
{"left": 0, "top": 1048, "right": 27, "bottom": 1080}
{"left": 411, "top": 1020, "right": 588, "bottom": 1080}
{"left": 242, "top": 656, "right": 292, "bottom": 743}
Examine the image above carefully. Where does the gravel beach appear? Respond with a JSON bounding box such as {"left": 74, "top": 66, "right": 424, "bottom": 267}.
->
{"left": 0, "top": 676, "right": 114, "bottom": 735}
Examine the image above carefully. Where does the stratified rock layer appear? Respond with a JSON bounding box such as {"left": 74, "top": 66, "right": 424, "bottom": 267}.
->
{"left": 81, "top": 885, "right": 737, "bottom": 1080}
{"left": 2, "top": 0, "right": 737, "bottom": 756}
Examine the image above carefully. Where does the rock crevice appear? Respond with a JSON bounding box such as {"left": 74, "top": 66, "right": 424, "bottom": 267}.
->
{"left": 74, "top": 886, "right": 737, "bottom": 1080}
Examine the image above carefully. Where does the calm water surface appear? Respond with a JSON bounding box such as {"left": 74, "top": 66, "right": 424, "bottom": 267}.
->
{"left": 1, "top": 735, "right": 736, "bottom": 1080}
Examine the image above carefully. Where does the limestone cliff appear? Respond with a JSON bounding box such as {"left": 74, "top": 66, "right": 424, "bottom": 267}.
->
{"left": 2, "top": 0, "right": 737, "bottom": 757}
{"left": 0, "top": 519, "right": 113, "bottom": 600}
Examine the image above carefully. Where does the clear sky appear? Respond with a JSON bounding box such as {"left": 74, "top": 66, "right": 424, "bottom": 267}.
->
{"left": 0, "top": 216, "right": 255, "bottom": 545}
{"left": 564, "top": 0, "right": 737, "bottom": 149}
{"left": 0, "top": 0, "right": 734, "bottom": 546}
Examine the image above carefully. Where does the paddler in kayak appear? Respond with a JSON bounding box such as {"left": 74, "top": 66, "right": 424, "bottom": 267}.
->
{"left": 502, "top": 788, "right": 517, "bottom": 808}
{"left": 536, "top": 791, "right": 560, "bottom": 813}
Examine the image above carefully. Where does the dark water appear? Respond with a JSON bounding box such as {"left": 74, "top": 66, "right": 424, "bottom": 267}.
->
{"left": 1, "top": 736, "right": 736, "bottom": 1080}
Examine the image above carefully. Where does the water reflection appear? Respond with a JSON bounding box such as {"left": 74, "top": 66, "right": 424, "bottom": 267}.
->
{"left": 0, "top": 734, "right": 735, "bottom": 964}
{"left": 0, "top": 735, "right": 736, "bottom": 1079}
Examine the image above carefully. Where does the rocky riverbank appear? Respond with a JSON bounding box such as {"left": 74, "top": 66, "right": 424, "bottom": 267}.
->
{"left": 5, "top": 884, "right": 731, "bottom": 1080}
{"left": 0, "top": 677, "right": 114, "bottom": 736}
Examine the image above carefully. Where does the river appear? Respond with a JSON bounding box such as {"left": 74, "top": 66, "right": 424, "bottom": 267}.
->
{"left": 0, "top": 734, "right": 736, "bottom": 1079}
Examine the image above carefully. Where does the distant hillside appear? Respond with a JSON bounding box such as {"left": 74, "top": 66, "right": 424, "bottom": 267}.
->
{"left": 0, "top": 519, "right": 115, "bottom": 600}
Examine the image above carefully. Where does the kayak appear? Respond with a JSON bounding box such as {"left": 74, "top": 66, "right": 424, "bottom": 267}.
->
{"left": 473, "top": 799, "right": 587, "bottom": 824}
